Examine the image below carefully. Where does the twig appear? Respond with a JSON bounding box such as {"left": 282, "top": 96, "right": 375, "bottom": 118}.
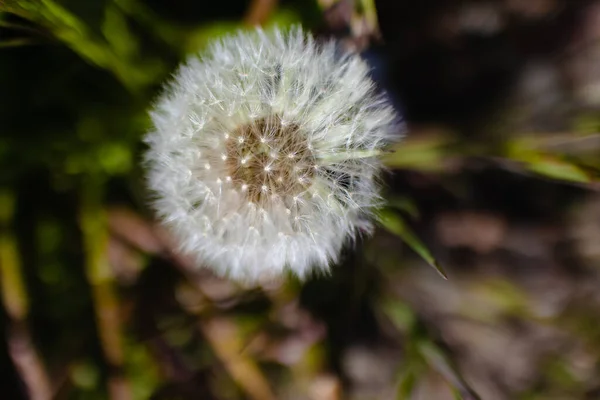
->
{"left": 244, "top": 0, "right": 278, "bottom": 26}
{"left": 200, "top": 317, "right": 277, "bottom": 400}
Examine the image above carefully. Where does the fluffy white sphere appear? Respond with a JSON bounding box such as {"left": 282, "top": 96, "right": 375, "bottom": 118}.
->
{"left": 144, "top": 26, "right": 399, "bottom": 282}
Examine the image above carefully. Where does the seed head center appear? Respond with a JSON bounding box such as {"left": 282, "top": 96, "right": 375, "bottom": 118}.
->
{"left": 226, "top": 115, "right": 314, "bottom": 204}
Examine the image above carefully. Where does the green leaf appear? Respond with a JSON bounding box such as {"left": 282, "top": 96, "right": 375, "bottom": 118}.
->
{"left": 526, "top": 155, "right": 591, "bottom": 183}
{"left": 381, "top": 298, "right": 417, "bottom": 333}
{"left": 396, "top": 365, "right": 418, "bottom": 400}
{"left": 377, "top": 208, "right": 447, "bottom": 279}
{"left": 505, "top": 139, "right": 594, "bottom": 184}
{"left": 382, "top": 134, "right": 449, "bottom": 171}
{"left": 386, "top": 195, "right": 420, "bottom": 219}
{"left": 417, "top": 341, "right": 480, "bottom": 400}
{"left": 102, "top": 5, "right": 138, "bottom": 60}
{"left": 0, "top": 19, "right": 45, "bottom": 34}
{"left": 0, "top": 37, "right": 39, "bottom": 47}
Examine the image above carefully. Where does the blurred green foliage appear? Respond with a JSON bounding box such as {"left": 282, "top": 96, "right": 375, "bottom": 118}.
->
{"left": 2, "top": 0, "right": 600, "bottom": 399}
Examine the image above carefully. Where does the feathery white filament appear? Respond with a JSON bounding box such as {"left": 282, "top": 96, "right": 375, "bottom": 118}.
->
{"left": 144, "top": 26, "right": 399, "bottom": 282}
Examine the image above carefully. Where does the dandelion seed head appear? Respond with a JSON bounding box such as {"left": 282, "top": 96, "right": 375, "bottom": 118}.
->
{"left": 144, "top": 26, "right": 401, "bottom": 283}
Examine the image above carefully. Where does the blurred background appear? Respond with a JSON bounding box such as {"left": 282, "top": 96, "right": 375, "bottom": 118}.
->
{"left": 1, "top": 0, "right": 600, "bottom": 399}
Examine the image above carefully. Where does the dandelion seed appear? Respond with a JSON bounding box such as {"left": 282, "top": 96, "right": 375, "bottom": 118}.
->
{"left": 144, "top": 26, "right": 401, "bottom": 283}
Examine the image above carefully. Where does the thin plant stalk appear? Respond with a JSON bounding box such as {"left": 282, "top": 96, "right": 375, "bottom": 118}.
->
{"left": 79, "top": 181, "right": 132, "bottom": 400}
{"left": 0, "top": 190, "right": 52, "bottom": 400}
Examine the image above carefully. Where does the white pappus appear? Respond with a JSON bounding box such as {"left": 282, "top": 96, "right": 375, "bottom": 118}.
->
{"left": 144, "top": 26, "right": 400, "bottom": 283}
